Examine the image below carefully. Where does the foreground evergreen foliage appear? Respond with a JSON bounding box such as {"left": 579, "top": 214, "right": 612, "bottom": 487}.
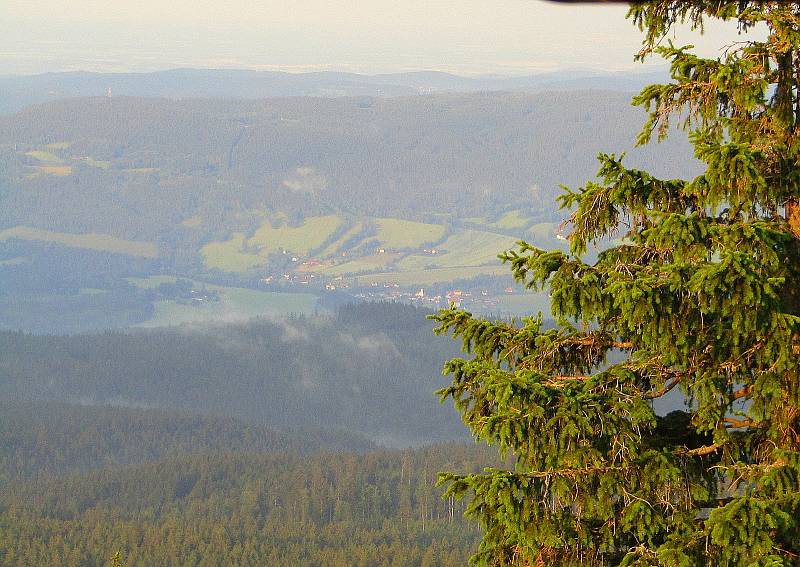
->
{"left": 433, "top": 3, "right": 800, "bottom": 565}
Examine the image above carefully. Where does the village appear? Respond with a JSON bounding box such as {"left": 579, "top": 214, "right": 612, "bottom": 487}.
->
{"left": 256, "top": 259, "right": 517, "bottom": 313}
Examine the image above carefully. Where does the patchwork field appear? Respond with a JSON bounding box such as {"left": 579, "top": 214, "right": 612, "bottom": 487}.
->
{"left": 0, "top": 226, "right": 158, "bottom": 257}
{"left": 486, "top": 209, "right": 532, "bottom": 230}
{"left": 321, "top": 253, "right": 398, "bottom": 276}
{"left": 397, "top": 230, "right": 517, "bottom": 271}
{"left": 196, "top": 212, "right": 551, "bottom": 289}
{"left": 349, "top": 265, "right": 509, "bottom": 286}
{"left": 373, "top": 218, "right": 446, "bottom": 249}
{"left": 25, "top": 150, "right": 62, "bottom": 163}
{"left": 318, "top": 222, "right": 363, "bottom": 256}
{"left": 200, "top": 234, "right": 265, "bottom": 272}
{"left": 249, "top": 215, "right": 342, "bottom": 256}
{"left": 128, "top": 276, "right": 318, "bottom": 326}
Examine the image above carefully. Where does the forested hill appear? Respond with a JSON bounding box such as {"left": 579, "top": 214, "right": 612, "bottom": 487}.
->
{"left": 0, "top": 301, "right": 496, "bottom": 564}
{"left": 0, "top": 401, "right": 374, "bottom": 482}
{"left": 0, "top": 303, "right": 466, "bottom": 447}
{"left": 0, "top": 91, "right": 695, "bottom": 242}
{"left": 0, "top": 446, "right": 494, "bottom": 567}
{"left": 0, "top": 68, "right": 669, "bottom": 114}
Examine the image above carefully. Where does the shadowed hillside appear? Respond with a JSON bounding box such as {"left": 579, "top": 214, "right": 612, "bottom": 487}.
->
{"left": 0, "top": 91, "right": 696, "bottom": 242}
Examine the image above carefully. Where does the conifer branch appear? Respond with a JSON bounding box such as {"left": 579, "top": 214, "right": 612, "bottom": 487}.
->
{"left": 682, "top": 444, "right": 721, "bottom": 457}
{"left": 570, "top": 337, "right": 633, "bottom": 349}
{"left": 548, "top": 375, "right": 592, "bottom": 383}
{"left": 644, "top": 376, "right": 682, "bottom": 399}
{"left": 731, "top": 385, "right": 752, "bottom": 400}
{"left": 724, "top": 417, "right": 755, "bottom": 429}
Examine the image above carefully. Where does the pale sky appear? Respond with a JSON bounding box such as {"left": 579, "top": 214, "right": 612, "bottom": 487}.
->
{"left": 1, "top": 0, "right": 752, "bottom": 76}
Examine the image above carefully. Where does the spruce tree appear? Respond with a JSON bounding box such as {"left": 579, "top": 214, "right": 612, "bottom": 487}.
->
{"left": 432, "top": 2, "right": 800, "bottom": 565}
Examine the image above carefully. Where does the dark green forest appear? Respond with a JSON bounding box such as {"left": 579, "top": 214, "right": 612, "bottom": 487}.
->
{"left": 0, "top": 437, "right": 493, "bottom": 566}
{"left": 0, "top": 401, "right": 374, "bottom": 482}
{"left": 0, "top": 303, "right": 511, "bottom": 565}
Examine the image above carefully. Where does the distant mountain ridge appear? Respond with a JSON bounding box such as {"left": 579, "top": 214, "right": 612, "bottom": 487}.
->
{"left": 0, "top": 90, "right": 695, "bottom": 242}
{"left": 0, "top": 67, "right": 670, "bottom": 114}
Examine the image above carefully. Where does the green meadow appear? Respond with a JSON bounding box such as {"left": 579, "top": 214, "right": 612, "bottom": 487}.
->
{"left": 397, "top": 230, "right": 517, "bottom": 271}
{"left": 197, "top": 213, "right": 545, "bottom": 289}
{"left": 25, "top": 150, "right": 62, "bottom": 163}
{"left": 201, "top": 234, "right": 265, "bottom": 272}
{"left": 128, "top": 276, "right": 318, "bottom": 327}
{"left": 0, "top": 226, "right": 158, "bottom": 257}
{"left": 373, "top": 218, "right": 446, "bottom": 249}
{"left": 249, "top": 215, "right": 342, "bottom": 256}
{"left": 349, "top": 265, "right": 509, "bottom": 286}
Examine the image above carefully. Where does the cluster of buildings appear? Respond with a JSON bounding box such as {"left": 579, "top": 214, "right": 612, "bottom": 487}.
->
{"left": 348, "top": 285, "right": 512, "bottom": 312}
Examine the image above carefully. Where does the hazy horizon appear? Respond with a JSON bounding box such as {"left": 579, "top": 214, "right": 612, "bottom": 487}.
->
{"left": 3, "top": 0, "right": 752, "bottom": 77}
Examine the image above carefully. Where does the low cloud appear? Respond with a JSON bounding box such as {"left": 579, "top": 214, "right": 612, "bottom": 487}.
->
{"left": 283, "top": 166, "right": 327, "bottom": 194}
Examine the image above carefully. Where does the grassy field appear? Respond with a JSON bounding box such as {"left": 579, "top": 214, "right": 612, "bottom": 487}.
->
{"left": 526, "top": 222, "right": 559, "bottom": 242}
{"left": 25, "top": 150, "right": 62, "bottom": 163}
{"left": 201, "top": 234, "right": 265, "bottom": 272}
{"left": 374, "top": 218, "right": 446, "bottom": 249}
{"left": 397, "top": 229, "right": 517, "bottom": 271}
{"left": 318, "top": 222, "right": 363, "bottom": 256}
{"left": 349, "top": 264, "right": 509, "bottom": 286}
{"left": 45, "top": 142, "right": 71, "bottom": 150}
{"left": 35, "top": 165, "right": 73, "bottom": 176}
{"left": 203, "top": 216, "right": 345, "bottom": 271}
{"left": 192, "top": 215, "right": 561, "bottom": 278}
{"left": 128, "top": 276, "right": 318, "bottom": 326}
{"left": 0, "top": 226, "right": 158, "bottom": 257}
{"left": 249, "top": 215, "right": 342, "bottom": 256}
{"left": 487, "top": 210, "right": 531, "bottom": 231}
{"left": 82, "top": 157, "right": 111, "bottom": 169}
{"left": 321, "top": 253, "right": 398, "bottom": 276}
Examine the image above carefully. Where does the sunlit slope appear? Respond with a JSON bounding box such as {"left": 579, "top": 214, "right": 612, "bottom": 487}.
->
{"left": 397, "top": 230, "right": 518, "bottom": 270}
{"left": 248, "top": 215, "right": 342, "bottom": 255}
{"left": 373, "top": 218, "right": 446, "bottom": 249}
{"left": 0, "top": 226, "right": 158, "bottom": 257}
{"left": 195, "top": 211, "right": 563, "bottom": 291}
{"left": 127, "top": 276, "right": 318, "bottom": 326}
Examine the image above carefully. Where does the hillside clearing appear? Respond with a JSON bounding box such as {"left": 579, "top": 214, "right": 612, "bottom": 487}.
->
{"left": 374, "top": 218, "right": 446, "bottom": 249}
{"left": 248, "top": 215, "right": 342, "bottom": 256}
{"left": 0, "top": 226, "right": 158, "bottom": 257}
{"left": 397, "top": 229, "right": 517, "bottom": 271}
{"left": 201, "top": 234, "right": 265, "bottom": 272}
